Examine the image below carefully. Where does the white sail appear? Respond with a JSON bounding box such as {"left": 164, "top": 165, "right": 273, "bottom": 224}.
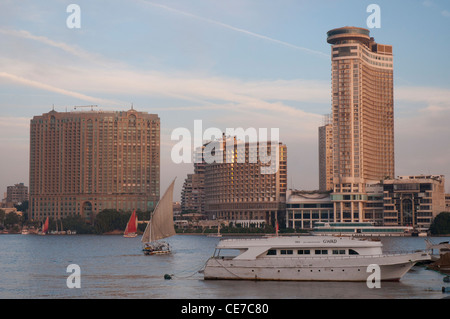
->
{"left": 142, "top": 179, "right": 176, "bottom": 243}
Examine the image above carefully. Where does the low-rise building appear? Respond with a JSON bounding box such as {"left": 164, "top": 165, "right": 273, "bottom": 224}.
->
{"left": 285, "top": 190, "right": 334, "bottom": 230}
{"left": 383, "top": 175, "right": 446, "bottom": 230}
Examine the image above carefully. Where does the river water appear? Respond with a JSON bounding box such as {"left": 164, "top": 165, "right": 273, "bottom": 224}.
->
{"left": 0, "top": 234, "right": 449, "bottom": 299}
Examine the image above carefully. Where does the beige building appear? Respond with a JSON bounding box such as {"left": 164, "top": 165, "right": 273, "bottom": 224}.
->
{"left": 285, "top": 190, "right": 334, "bottom": 229}
{"left": 318, "top": 114, "right": 333, "bottom": 192}
{"left": 181, "top": 173, "right": 205, "bottom": 213}
{"left": 327, "top": 26, "right": 394, "bottom": 222}
{"left": 181, "top": 146, "right": 205, "bottom": 214}
{"left": 204, "top": 137, "right": 287, "bottom": 227}
{"left": 5, "top": 183, "right": 28, "bottom": 206}
{"left": 383, "top": 175, "right": 446, "bottom": 230}
{"left": 29, "top": 108, "right": 160, "bottom": 222}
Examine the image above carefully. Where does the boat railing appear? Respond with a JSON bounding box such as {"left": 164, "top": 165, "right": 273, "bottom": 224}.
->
{"left": 256, "top": 251, "right": 428, "bottom": 261}
{"left": 210, "top": 251, "right": 428, "bottom": 261}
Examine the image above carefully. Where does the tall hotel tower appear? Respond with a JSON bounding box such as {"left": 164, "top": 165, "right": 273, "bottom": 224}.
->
{"left": 326, "top": 27, "right": 394, "bottom": 222}
{"left": 29, "top": 108, "right": 160, "bottom": 222}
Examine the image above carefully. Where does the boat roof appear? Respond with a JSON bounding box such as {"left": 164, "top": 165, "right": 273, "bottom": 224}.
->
{"left": 216, "top": 236, "right": 382, "bottom": 250}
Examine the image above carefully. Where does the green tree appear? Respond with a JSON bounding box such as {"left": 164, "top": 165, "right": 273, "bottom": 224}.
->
{"left": 430, "top": 212, "right": 450, "bottom": 235}
{"left": 14, "top": 201, "right": 29, "bottom": 221}
{"left": 62, "top": 215, "right": 95, "bottom": 234}
{"left": 4, "top": 212, "right": 21, "bottom": 228}
{"left": 94, "top": 209, "right": 129, "bottom": 234}
{"left": 0, "top": 209, "right": 5, "bottom": 227}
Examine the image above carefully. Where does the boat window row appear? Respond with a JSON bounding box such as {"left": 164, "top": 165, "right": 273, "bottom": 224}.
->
{"left": 266, "top": 249, "right": 359, "bottom": 256}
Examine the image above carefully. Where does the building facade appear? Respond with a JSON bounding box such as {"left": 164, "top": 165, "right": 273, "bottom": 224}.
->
{"left": 6, "top": 183, "right": 29, "bottom": 206}
{"left": 204, "top": 137, "right": 287, "bottom": 227}
{"left": 285, "top": 190, "right": 334, "bottom": 229}
{"left": 445, "top": 194, "right": 450, "bottom": 212}
{"left": 327, "top": 26, "right": 394, "bottom": 222}
{"left": 318, "top": 114, "right": 333, "bottom": 192}
{"left": 181, "top": 146, "right": 205, "bottom": 214}
{"left": 181, "top": 173, "right": 205, "bottom": 214}
{"left": 383, "top": 175, "right": 446, "bottom": 230}
{"left": 29, "top": 108, "right": 160, "bottom": 222}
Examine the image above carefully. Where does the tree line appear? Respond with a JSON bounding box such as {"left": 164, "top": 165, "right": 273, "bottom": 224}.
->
{"left": 0, "top": 208, "right": 153, "bottom": 235}
{"left": 2, "top": 208, "right": 450, "bottom": 235}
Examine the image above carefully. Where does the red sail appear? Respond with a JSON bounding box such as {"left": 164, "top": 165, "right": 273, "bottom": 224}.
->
{"left": 42, "top": 217, "right": 49, "bottom": 233}
{"left": 125, "top": 211, "right": 137, "bottom": 234}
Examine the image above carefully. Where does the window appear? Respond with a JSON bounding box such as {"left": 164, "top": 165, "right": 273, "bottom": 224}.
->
{"left": 349, "top": 249, "right": 359, "bottom": 255}
{"left": 267, "top": 250, "right": 277, "bottom": 256}
{"left": 333, "top": 250, "right": 346, "bottom": 255}
{"left": 280, "top": 250, "right": 293, "bottom": 255}
{"left": 315, "top": 250, "right": 328, "bottom": 255}
{"left": 297, "top": 250, "right": 310, "bottom": 255}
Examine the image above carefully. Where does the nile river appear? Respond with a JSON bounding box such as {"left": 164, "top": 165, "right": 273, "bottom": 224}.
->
{"left": 0, "top": 234, "right": 449, "bottom": 299}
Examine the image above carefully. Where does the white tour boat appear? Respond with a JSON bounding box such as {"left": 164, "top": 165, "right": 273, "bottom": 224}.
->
{"left": 203, "top": 236, "right": 430, "bottom": 282}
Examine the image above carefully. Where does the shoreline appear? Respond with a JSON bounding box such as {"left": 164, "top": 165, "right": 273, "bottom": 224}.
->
{"left": 3, "top": 230, "right": 450, "bottom": 237}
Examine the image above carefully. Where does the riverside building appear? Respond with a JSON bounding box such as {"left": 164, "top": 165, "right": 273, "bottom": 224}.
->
{"left": 285, "top": 190, "right": 334, "bottom": 229}
{"left": 204, "top": 136, "right": 287, "bottom": 227}
{"left": 383, "top": 175, "right": 446, "bottom": 231}
{"left": 326, "top": 26, "right": 394, "bottom": 223}
{"left": 318, "top": 114, "right": 333, "bottom": 192}
{"left": 29, "top": 108, "right": 160, "bottom": 222}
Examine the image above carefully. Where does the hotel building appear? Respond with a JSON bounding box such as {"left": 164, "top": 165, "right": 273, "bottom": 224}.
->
{"left": 204, "top": 137, "right": 287, "bottom": 227}
{"left": 326, "top": 26, "right": 394, "bottom": 222}
{"left": 318, "top": 114, "right": 333, "bottom": 192}
{"left": 29, "top": 108, "right": 160, "bottom": 222}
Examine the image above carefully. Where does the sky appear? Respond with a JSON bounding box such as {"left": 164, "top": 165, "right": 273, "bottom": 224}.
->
{"left": 1, "top": 0, "right": 450, "bottom": 200}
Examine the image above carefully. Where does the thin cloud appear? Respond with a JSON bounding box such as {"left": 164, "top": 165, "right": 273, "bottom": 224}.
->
{"left": 0, "top": 72, "right": 121, "bottom": 106}
{"left": 0, "top": 29, "right": 92, "bottom": 60}
{"left": 396, "top": 86, "right": 450, "bottom": 106}
{"left": 0, "top": 28, "right": 124, "bottom": 68}
{"left": 138, "top": 0, "right": 329, "bottom": 58}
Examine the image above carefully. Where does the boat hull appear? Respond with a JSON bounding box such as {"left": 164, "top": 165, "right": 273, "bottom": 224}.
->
{"left": 143, "top": 250, "right": 171, "bottom": 256}
{"left": 142, "top": 241, "right": 171, "bottom": 256}
{"left": 204, "top": 252, "right": 429, "bottom": 282}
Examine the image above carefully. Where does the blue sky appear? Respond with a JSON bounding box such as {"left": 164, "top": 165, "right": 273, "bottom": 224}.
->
{"left": 1, "top": 0, "right": 450, "bottom": 199}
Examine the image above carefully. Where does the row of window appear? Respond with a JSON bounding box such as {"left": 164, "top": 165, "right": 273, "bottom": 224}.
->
{"left": 266, "top": 249, "right": 359, "bottom": 256}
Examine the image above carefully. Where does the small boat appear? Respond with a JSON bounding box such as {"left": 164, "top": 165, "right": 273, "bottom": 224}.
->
{"left": 21, "top": 227, "right": 29, "bottom": 235}
{"left": 59, "top": 220, "right": 66, "bottom": 235}
{"left": 207, "top": 223, "right": 222, "bottom": 238}
{"left": 203, "top": 236, "right": 431, "bottom": 281}
{"left": 124, "top": 210, "right": 138, "bottom": 238}
{"left": 38, "top": 217, "right": 49, "bottom": 235}
{"left": 141, "top": 179, "right": 176, "bottom": 255}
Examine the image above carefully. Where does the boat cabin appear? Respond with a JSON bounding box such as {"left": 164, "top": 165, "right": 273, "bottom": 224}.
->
{"left": 211, "top": 236, "right": 383, "bottom": 261}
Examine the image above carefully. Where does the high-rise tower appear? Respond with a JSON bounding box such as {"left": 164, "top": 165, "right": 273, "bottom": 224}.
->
{"left": 327, "top": 26, "right": 394, "bottom": 222}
